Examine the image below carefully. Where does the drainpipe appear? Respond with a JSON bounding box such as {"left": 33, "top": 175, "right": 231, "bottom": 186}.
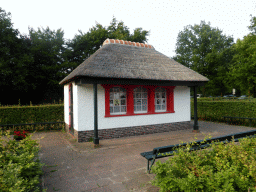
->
{"left": 193, "top": 86, "right": 199, "bottom": 132}
{"left": 93, "top": 83, "right": 99, "bottom": 144}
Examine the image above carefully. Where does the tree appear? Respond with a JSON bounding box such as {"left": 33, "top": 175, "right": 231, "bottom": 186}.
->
{"left": 64, "top": 17, "right": 150, "bottom": 68}
{"left": 228, "top": 16, "right": 256, "bottom": 97}
{"left": 0, "top": 7, "right": 34, "bottom": 105}
{"left": 248, "top": 15, "right": 256, "bottom": 35}
{"left": 0, "top": 12, "right": 149, "bottom": 105}
{"left": 173, "top": 21, "right": 234, "bottom": 96}
{"left": 28, "top": 26, "right": 67, "bottom": 104}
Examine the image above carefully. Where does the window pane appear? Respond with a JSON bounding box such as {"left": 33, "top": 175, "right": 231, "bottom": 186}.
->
{"left": 110, "top": 107, "right": 113, "bottom": 113}
{"left": 142, "top": 104, "right": 147, "bottom": 111}
{"left": 110, "top": 100, "right": 113, "bottom": 106}
{"left": 142, "top": 99, "right": 147, "bottom": 105}
{"left": 156, "top": 105, "right": 161, "bottom": 110}
{"left": 156, "top": 99, "right": 160, "bottom": 104}
{"left": 137, "top": 106, "right": 141, "bottom": 111}
{"left": 142, "top": 92, "right": 147, "bottom": 98}
{"left": 135, "top": 99, "right": 141, "bottom": 105}
{"left": 110, "top": 92, "right": 114, "bottom": 99}
{"left": 121, "top": 106, "right": 126, "bottom": 112}
{"left": 120, "top": 92, "right": 126, "bottom": 99}
{"left": 114, "top": 106, "right": 120, "bottom": 113}
{"left": 136, "top": 93, "right": 141, "bottom": 98}
{"left": 134, "top": 106, "right": 137, "bottom": 112}
{"left": 162, "top": 92, "right": 166, "bottom": 98}
{"left": 113, "top": 87, "right": 119, "bottom": 92}
{"left": 121, "top": 99, "right": 126, "bottom": 105}
{"left": 163, "top": 99, "right": 165, "bottom": 104}
{"left": 156, "top": 92, "right": 160, "bottom": 98}
{"left": 114, "top": 92, "right": 119, "bottom": 99}
{"left": 114, "top": 99, "right": 120, "bottom": 106}
{"left": 162, "top": 105, "right": 166, "bottom": 110}
{"left": 142, "top": 88, "right": 147, "bottom": 93}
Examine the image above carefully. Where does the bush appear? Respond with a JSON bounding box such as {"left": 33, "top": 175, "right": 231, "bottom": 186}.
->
{"left": 191, "top": 101, "right": 256, "bottom": 127}
{"left": 151, "top": 136, "right": 256, "bottom": 192}
{"left": 0, "top": 130, "right": 46, "bottom": 192}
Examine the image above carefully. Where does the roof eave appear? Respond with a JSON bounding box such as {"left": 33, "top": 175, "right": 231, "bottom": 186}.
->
{"left": 66, "top": 76, "right": 209, "bottom": 87}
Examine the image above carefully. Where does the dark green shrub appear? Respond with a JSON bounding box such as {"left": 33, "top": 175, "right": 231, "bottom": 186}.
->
{"left": 0, "top": 131, "right": 46, "bottom": 192}
{"left": 151, "top": 136, "right": 256, "bottom": 192}
{"left": 191, "top": 101, "right": 256, "bottom": 127}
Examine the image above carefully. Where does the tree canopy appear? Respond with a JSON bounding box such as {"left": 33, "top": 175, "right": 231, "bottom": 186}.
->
{"left": 228, "top": 16, "right": 256, "bottom": 97}
{"left": 64, "top": 17, "right": 149, "bottom": 69}
{"left": 0, "top": 9, "right": 149, "bottom": 105}
{"left": 173, "top": 20, "right": 234, "bottom": 96}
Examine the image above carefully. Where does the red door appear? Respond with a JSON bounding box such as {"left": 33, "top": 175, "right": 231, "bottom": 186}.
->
{"left": 69, "top": 83, "right": 74, "bottom": 135}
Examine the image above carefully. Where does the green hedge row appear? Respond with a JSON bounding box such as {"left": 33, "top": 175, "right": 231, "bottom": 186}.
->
{"left": 151, "top": 135, "right": 256, "bottom": 191}
{"left": 0, "top": 104, "right": 64, "bottom": 125}
{"left": 191, "top": 101, "right": 256, "bottom": 127}
{"left": 0, "top": 131, "right": 46, "bottom": 192}
{"left": 1, "top": 101, "right": 256, "bottom": 128}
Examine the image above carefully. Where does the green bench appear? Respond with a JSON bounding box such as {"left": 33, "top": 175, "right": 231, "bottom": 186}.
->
{"left": 140, "top": 129, "right": 256, "bottom": 173}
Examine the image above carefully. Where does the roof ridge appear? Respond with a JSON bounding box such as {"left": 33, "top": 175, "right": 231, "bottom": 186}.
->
{"left": 102, "top": 38, "right": 154, "bottom": 49}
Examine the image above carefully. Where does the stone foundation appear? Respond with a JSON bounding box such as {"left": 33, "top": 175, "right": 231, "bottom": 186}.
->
{"left": 72, "top": 121, "right": 193, "bottom": 143}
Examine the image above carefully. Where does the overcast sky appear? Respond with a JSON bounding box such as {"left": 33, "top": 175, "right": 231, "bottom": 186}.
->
{"left": 2, "top": 0, "right": 256, "bottom": 57}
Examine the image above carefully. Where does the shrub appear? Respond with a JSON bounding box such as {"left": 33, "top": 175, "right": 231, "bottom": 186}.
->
{"left": 151, "top": 136, "right": 256, "bottom": 192}
{"left": 0, "top": 130, "right": 46, "bottom": 191}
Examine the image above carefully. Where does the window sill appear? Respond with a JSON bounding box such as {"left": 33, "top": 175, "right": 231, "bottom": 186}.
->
{"left": 105, "top": 111, "right": 175, "bottom": 118}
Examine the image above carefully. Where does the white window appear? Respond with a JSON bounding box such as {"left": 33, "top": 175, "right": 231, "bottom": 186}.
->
{"left": 109, "top": 87, "right": 126, "bottom": 115}
{"left": 134, "top": 87, "right": 147, "bottom": 113}
{"left": 155, "top": 87, "right": 166, "bottom": 112}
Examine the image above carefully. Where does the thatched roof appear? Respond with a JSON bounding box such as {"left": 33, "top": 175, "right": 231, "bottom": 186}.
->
{"left": 59, "top": 39, "right": 209, "bottom": 85}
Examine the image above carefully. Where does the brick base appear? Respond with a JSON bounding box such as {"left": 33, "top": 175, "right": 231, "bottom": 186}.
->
{"left": 66, "top": 121, "right": 193, "bottom": 143}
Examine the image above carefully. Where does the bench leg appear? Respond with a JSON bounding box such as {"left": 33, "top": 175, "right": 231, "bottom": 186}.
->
{"left": 147, "top": 157, "right": 157, "bottom": 174}
{"left": 147, "top": 160, "right": 150, "bottom": 173}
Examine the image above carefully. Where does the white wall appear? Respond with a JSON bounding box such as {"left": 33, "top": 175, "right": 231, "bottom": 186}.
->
{"left": 75, "top": 84, "right": 191, "bottom": 131}
{"left": 73, "top": 82, "right": 78, "bottom": 131}
{"left": 64, "top": 81, "right": 79, "bottom": 131}
{"left": 77, "top": 84, "right": 94, "bottom": 132}
{"left": 64, "top": 83, "right": 69, "bottom": 126}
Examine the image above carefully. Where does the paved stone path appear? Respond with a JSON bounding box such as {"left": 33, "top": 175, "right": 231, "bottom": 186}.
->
{"left": 27, "top": 120, "right": 256, "bottom": 191}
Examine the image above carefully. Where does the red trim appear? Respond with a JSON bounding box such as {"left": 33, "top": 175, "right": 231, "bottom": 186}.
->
{"left": 101, "top": 84, "right": 175, "bottom": 117}
{"left": 126, "top": 87, "right": 134, "bottom": 115}
{"left": 105, "top": 88, "right": 110, "bottom": 116}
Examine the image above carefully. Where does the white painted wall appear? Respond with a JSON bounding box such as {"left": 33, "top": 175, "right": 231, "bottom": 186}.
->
{"left": 64, "top": 83, "right": 69, "bottom": 126}
{"left": 77, "top": 84, "right": 94, "bottom": 132}
{"left": 64, "top": 81, "right": 79, "bottom": 131}
{"left": 73, "top": 82, "right": 78, "bottom": 131}
{"left": 74, "top": 84, "right": 191, "bottom": 131}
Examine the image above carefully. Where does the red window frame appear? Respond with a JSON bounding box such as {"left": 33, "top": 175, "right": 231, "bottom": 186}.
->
{"left": 101, "top": 84, "right": 175, "bottom": 117}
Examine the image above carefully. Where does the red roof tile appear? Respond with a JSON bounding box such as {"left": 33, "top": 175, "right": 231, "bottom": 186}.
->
{"left": 103, "top": 38, "right": 154, "bottom": 49}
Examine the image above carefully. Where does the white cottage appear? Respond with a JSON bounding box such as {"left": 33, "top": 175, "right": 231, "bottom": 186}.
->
{"left": 59, "top": 39, "right": 209, "bottom": 143}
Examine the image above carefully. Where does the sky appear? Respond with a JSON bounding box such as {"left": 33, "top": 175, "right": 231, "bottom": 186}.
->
{"left": 2, "top": 0, "right": 256, "bottom": 57}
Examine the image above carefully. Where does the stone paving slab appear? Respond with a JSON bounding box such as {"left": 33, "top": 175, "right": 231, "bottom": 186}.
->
{"left": 2, "top": 120, "right": 255, "bottom": 191}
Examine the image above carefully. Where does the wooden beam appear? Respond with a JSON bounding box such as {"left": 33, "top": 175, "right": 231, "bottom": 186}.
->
{"left": 75, "top": 77, "right": 207, "bottom": 87}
